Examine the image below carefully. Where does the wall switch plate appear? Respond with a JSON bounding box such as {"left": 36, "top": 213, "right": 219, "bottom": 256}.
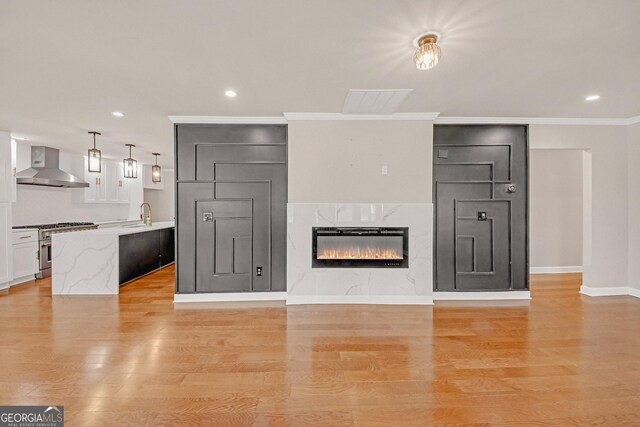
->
{"left": 256, "top": 266, "right": 263, "bottom": 276}
{"left": 381, "top": 165, "right": 388, "bottom": 175}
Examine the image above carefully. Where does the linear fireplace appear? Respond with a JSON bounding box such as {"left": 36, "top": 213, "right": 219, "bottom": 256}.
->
{"left": 312, "top": 227, "right": 409, "bottom": 268}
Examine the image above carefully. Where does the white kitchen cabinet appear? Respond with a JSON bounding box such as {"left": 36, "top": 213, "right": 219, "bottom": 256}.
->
{"left": 105, "top": 161, "right": 119, "bottom": 202}
{"left": 0, "top": 132, "right": 12, "bottom": 290}
{"left": 0, "top": 131, "right": 11, "bottom": 203}
{"left": 11, "top": 229, "right": 38, "bottom": 285}
{"left": 84, "top": 157, "right": 107, "bottom": 203}
{"left": 84, "top": 158, "right": 131, "bottom": 203}
{"left": 117, "top": 163, "right": 130, "bottom": 203}
{"left": 0, "top": 203, "right": 12, "bottom": 289}
{"left": 143, "top": 164, "right": 164, "bottom": 190}
{"left": 11, "top": 140, "right": 31, "bottom": 203}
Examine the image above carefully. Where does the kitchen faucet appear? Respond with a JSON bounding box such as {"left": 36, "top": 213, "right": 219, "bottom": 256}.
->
{"left": 140, "top": 202, "right": 152, "bottom": 226}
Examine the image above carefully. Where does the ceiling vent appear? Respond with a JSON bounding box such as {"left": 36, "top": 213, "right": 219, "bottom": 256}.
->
{"left": 341, "top": 89, "right": 413, "bottom": 114}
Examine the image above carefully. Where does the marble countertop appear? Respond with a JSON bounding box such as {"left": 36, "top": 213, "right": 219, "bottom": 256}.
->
{"left": 51, "top": 220, "right": 175, "bottom": 295}
{"left": 63, "top": 221, "right": 175, "bottom": 237}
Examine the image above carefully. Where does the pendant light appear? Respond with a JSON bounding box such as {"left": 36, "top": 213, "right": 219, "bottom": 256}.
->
{"left": 87, "top": 131, "right": 102, "bottom": 173}
{"left": 151, "top": 153, "right": 162, "bottom": 183}
{"left": 123, "top": 144, "right": 138, "bottom": 178}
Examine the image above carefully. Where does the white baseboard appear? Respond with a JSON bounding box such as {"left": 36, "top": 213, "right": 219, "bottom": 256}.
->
{"left": 285, "top": 295, "right": 434, "bottom": 305}
{"left": 433, "top": 291, "right": 531, "bottom": 301}
{"left": 0, "top": 282, "right": 9, "bottom": 291}
{"left": 580, "top": 286, "right": 640, "bottom": 298}
{"left": 530, "top": 266, "right": 582, "bottom": 274}
{"left": 174, "top": 292, "right": 287, "bottom": 303}
{"left": 10, "top": 275, "right": 37, "bottom": 287}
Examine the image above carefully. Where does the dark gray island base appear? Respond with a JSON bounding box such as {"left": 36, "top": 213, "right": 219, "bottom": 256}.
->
{"left": 119, "top": 227, "right": 175, "bottom": 285}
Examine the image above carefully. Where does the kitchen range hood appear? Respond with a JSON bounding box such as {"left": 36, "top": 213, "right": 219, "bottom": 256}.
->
{"left": 16, "top": 146, "right": 89, "bottom": 188}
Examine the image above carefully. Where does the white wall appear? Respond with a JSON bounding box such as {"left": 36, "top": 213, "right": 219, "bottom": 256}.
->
{"left": 288, "top": 120, "right": 433, "bottom": 203}
{"left": 529, "top": 125, "right": 628, "bottom": 289}
{"left": 627, "top": 123, "right": 640, "bottom": 291}
{"left": 529, "top": 150, "right": 583, "bottom": 268}
{"left": 143, "top": 170, "right": 175, "bottom": 221}
{"left": 12, "top": 141, "right": 141, "bottom": 226}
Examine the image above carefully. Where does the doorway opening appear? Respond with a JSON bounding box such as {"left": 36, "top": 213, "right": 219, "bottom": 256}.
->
{"left": 529, "top": 148, "right": 592, "bottom": 293}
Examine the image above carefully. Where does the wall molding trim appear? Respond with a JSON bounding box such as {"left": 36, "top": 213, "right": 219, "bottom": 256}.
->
{"left": 580, "top": 286, "right": 640, "bottom": 298}
{"left": 169, "top": 114, "right": 640, "bottom": 126}
{"left": 433, "top": 291, "right": 531, "bottom": 301}
{"left": 168, "top": 116, "right": 287, "bottom": 124}
{"left": 435, "top": 116, "right": 633, "bottom": 126}
{"left": 530, "top": 266, "right": 583, "bottom": 274}
{"left": 174, "top": 292, "right": 287, "bottom": 303}
{"left": 285, "top": 295, "right": 434, "bottom": 305}
{"left": 283, "top": 112, "right": 440, "bottom": 121}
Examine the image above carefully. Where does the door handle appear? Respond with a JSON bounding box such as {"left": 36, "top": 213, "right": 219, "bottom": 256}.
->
{"left": 505, "top": 183, "right": 517, "bottom": 193}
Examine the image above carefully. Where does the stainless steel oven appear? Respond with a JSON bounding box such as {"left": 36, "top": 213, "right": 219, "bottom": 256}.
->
{"left": 39, "top": 240, "right": 52, "bottom": 277}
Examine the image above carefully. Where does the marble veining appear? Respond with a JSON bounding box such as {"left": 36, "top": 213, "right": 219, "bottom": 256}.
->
{"left": 52, "top": 221, "right": 174, "bottom": 295}
{"left": 287, "top": 203, "right": 433, "bottom": 304}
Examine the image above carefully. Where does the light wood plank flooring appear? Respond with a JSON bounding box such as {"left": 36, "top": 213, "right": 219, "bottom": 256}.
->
{"left": 1, "top": 269, "right": 640, "bottom": 426}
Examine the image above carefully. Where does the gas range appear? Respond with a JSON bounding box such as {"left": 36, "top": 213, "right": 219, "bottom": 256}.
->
{"left": 14, "top": 222, "right": 98, "bottom": 240}
{"left": 13, "top": 222, "right": 98, "bottom": 278}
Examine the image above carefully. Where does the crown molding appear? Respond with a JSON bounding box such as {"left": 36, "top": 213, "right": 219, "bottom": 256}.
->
{"left": 435, "top": 116, "right": 633, "bottom": 126}
{"left": 168, "top": 116, "right": 287, "bottom": 124}
{"left": 626, "top": 116, "right": 640, "bottom": 125}
{"left": 283, "top": 112, "right": 440, "bottom": 121}
{"left": 169, "top": 114, "right": 640, "bottom": 126}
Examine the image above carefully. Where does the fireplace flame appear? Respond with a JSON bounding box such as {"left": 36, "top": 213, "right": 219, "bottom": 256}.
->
{"left": 318, "top": 247, "right": 403, "bottom": 260}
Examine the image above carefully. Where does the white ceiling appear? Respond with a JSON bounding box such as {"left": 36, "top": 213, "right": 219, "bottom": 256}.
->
{"left": 1, "top": 0, "right": 639, "bottom": 166}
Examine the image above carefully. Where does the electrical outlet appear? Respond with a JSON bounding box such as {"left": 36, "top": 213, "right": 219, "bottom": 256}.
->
{"left": 381, "top": 165, "right": 388, "bottom": 175}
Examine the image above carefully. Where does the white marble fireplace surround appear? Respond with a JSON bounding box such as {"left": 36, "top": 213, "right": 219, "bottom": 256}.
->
{"left": 287, "top": 203, "right": 433, "bottom": 305}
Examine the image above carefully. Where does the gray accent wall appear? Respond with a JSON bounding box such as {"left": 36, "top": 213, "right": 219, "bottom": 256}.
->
{"left": 175, "top": 124, "right": 287, "bottom": 294}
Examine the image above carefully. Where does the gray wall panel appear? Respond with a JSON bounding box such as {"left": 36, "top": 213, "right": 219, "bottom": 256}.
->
{"left": 175, "top": 124, "right": 287, "bottom": 294}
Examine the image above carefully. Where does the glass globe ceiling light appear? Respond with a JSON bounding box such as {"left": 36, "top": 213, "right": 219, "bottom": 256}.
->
{"left": 413, "top": 32, "right": 442, "bottom": 70}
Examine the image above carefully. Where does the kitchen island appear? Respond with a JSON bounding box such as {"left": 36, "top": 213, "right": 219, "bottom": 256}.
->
{"left": 51, "top": 221, "right": 174, "bottom": 295}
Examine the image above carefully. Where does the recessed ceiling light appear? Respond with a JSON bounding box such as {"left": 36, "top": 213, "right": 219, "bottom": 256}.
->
{"left": 585, "top": 95, "right": 600, "bottom": 101}
{"left": 225, "top": 90, "right": 237, "bottom": 98}
{"left": 111, "top": 111, "right": 125, "bottom": 117}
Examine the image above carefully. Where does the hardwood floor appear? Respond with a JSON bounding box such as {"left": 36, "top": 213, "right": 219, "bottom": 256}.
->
{"left": 1, "top": 269, "right": 640, "bottom": 426}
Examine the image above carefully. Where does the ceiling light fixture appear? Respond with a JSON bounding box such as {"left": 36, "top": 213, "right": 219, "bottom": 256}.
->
{"left": 225, "top": 90, "right": 237, "bottom": 98}
{"left": 123, "top": 144, "right": 138, "bottom": 179}
{"left": 151, "top": 153, "right": 162, "bottom": 183}
{"left": 87, "top": 131, "right": 102, "bottom": 173}
{"left": 111, "top": 111, "right": 125, "bottom": 117}
{"left": 413, "top": 32, "right": 442, "bottom": 70}
{"left": 585, "top": 94, "right": 600, "bottom": 101}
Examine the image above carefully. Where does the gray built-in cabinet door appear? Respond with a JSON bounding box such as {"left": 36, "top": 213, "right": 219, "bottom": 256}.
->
{"left": 175, "top": 124, "right": 287, "bottom": 293}
{"left": 433, "top": 125, "right": 528, "bottom": 291}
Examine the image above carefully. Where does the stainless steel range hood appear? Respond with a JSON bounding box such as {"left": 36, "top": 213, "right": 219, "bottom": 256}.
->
{"left": 16, "top": 146, "right": 89, "bottom": 188}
